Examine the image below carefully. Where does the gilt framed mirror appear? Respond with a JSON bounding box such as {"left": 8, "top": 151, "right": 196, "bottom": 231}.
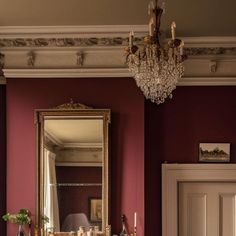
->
{"left": 35, "top": 101, "right": 111, "bottom": 236}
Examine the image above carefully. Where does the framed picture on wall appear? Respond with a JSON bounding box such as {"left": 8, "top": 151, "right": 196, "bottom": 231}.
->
{"left": 89, "top": 198, "right": 102, "bottom": 222}
{"left": 199, "top": 143, "right": 230, "bottom": 162}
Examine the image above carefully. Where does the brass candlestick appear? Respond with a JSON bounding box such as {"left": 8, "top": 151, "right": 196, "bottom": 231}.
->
{"left": 134, "top": 226, "right": 137, "bottom": 236}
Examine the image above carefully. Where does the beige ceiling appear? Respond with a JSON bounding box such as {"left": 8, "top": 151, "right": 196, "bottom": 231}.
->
{"left": 0, "top": 0, "right": 236, "bottom": 36}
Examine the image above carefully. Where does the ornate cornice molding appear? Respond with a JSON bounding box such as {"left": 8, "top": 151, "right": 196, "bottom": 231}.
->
{"left": 0, "top": 25, "right": 236, "bottom": 84}
{"left": 1, "top": 37, "right": 236, "bottom": 57}
{"left": 185, "top": 47, "right": 236, "bottom": 56}
{"left": 1, "top": 37, "right": 236, "bottom": 58}
{"left": 0, "top": 37, "right": 137, "bottom": 47}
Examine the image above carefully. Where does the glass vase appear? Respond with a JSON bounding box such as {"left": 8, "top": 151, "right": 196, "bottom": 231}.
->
{"left": 16, "top": 225, "right": 25, "bottom": 236}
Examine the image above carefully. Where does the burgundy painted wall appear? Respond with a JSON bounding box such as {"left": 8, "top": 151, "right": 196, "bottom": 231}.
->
{"left": 7, "top": 78, "right": 144, "bottom": 235}
{"left": 56, "top": 167, "right": 102, "bottom": 225}
{"left": 145, "top": 86, "right": 236, "bottom": 236}
{"left": 0, "top": 85, "right": 6, "bottom": 236}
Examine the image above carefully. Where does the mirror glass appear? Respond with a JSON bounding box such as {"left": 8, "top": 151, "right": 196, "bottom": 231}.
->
{"left": 36, "top": 104, "right": 110, "bottom": 235}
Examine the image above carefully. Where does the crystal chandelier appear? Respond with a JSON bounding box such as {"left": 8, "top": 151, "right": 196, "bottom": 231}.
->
{"left": 125, "top": 0, "right": 186, "bottom": 104}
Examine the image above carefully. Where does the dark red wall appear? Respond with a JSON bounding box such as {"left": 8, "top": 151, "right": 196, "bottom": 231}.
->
{"left": 56, "top": 166, "right": 102, "bottom": 225}
{"left": 145, "top": 86, "right": 236, "bottom": 236}
{"left": 7, "top": 78, "right": 144, "bottom": 236}
{"left": 0, "top": 85, "right": 6, "bottom": 236}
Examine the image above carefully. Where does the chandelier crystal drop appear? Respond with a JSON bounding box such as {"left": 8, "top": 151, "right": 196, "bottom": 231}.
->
{"left": 125, "top": 0, "right": 186, "bottom": 105}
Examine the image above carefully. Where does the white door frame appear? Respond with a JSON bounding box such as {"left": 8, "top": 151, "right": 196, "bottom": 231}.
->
{"left": 162, "top": 164, "right": 236, "bottom": 236}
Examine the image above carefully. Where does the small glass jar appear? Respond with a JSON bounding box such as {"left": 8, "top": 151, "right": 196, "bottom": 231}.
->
{"left": 87, "top": 226, "right": 94, "bottom": 236}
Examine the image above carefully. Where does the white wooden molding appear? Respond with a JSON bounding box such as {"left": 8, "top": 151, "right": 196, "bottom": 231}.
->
{"left": 162, "top": 164, "right": 236, "bottom": 236}
{"left": 3, "top": 68, "right": 131, "bottom": 78}
{"left": 179, "top": 77, "right": 236, "bottom": 86}
{"left": 182, "top": 36, "right": 236, "bottom": 47}
{"left": 0, "top": 25, "right": 236, "bottom": 85}
{"left": 4, "top": 69, "right": 236, "bottom": 86}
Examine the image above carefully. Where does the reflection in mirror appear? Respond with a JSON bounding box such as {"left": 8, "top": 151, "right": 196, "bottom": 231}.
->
{"left": 36, "top": 105, "right": 110, "bottom": 236}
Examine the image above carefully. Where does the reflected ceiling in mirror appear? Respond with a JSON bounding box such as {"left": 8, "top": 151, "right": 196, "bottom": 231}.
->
{"left": 45, "top": 119, "right": 103, "bottom": 166}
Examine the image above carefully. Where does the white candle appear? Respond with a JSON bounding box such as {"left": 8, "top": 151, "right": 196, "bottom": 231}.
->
{"left": 171, "top": 21, "right": 176, "bottom": 40}
{"left": 134, "top": 212, "right": 137, "bottom": 228}
{"left": 148, "top": 2, "right": 151, "bottom": 15}
{"left": 149, "top": 17, "right": 154, "bottom": 36}
{"left": 151, "top": 1, "right": 155, "bottom": 9}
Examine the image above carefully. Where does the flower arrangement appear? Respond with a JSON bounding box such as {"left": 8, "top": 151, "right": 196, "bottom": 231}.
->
{"left": 2, "top": 208, "right": 31, "bottom": 225}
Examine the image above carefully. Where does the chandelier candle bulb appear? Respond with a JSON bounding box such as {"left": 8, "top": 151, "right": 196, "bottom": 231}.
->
{"left": 171, "top": 21, "right": 176, "bottom": 40}
{"left": 161, "top": 2, "right": 166, "bottom": 13}
{"left": 148, "top": 2, "right": 152, "bottom": 15}
{"left": 149, "top": 17, "right": 154, "bottom": 36}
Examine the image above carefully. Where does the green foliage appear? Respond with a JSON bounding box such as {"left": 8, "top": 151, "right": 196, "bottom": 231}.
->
{"left": 2, "top": 208, "right": 31, "bottom": 225}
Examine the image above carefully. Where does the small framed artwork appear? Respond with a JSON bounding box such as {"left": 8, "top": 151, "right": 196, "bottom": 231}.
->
{"left": 199, "top": 143, "right": 230, "bottom": 162}
{"left": 89, "top": 198, "right": 102, "bottom": 222}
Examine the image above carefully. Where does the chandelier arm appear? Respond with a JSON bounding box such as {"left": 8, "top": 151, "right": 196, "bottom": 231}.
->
{"left": 154, "top": 7, "right": 163, "bottom": 45}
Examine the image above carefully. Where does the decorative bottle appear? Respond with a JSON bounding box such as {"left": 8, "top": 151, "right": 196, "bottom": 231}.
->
{"left": 120, "top": 215, "right": 128, "bottom": 236}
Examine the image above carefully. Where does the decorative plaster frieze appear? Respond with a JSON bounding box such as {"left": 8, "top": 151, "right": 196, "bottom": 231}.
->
{"left": 76, "top": 51, "right": 84, "bottom": 66}
{"left": 0, "top": 37, "right": 144, "bottom": 48}
{"left": 185, "top": 47, "right": 236, "bottom": 56}
{"left": 1, "top": 38, "right": 236, "bottom": 59}
{"left": 27, "top": 51, "right": 36, "bottom": 67}
{"left": 0, "top": 25, "right": 236, "bottom": 84}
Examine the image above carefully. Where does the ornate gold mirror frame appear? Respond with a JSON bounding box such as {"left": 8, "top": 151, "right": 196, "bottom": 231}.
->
{"left": 35, "top": 101, "right": 111, "bottom": 236}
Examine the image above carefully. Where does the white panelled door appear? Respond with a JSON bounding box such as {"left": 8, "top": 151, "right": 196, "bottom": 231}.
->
{"left": 179, "top": 182, "right": 236, "bottom": 236}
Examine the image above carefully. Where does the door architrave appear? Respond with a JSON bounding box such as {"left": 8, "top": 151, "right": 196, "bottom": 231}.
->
{"left": 162, "top": 164, "right": 236, "bottom": 236}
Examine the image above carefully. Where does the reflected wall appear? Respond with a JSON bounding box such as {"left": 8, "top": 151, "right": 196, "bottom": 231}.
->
{"left": 56, "top": 166, "right": 102, "bottom": 226}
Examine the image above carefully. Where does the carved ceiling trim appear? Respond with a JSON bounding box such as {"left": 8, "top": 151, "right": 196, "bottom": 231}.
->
{"left": 1, "top": 37, "right": 236, "bottom": 57}
{"left": 1, "top": 25, "right": 236, "bottom": 84}
{"left": 0, "top": 37, "right": 133, "bottom": 47}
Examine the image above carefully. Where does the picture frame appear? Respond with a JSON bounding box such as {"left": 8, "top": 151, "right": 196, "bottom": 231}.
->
{"left": 89, "top": 198, "right": 102, "bottom": 222}
{"left": 199, "top": 143, "right": 230, "bottom": 162}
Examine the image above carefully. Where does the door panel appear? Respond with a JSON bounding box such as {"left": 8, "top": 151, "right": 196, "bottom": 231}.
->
{"left": 179, "top": 182, "right": 236, "bottom": 236}
{"left": 219, "top": 194, "right": 236, "bottom": 236}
